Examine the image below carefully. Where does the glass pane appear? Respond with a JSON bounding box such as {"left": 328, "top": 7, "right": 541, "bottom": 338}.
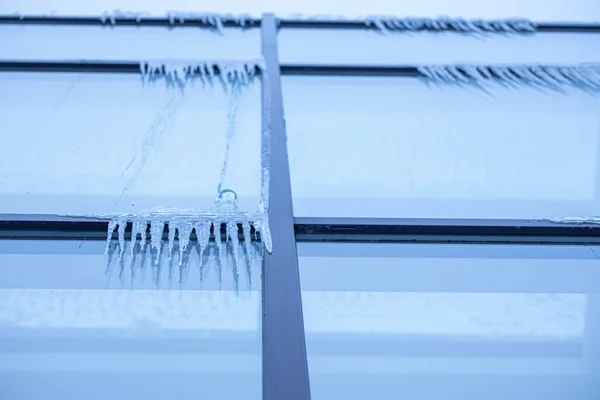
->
{"left": 0, "top": 25, "right": 261, "bottom": 61}
{"left": 298, "top": 242, "right": 599, "bottom": 399}
{"left": 0, "top": 72, "right": 261, "bottom": 215}
{"left": 2, "top": 1, "right": 599, "bottom": 22}
{"left": 283, "top": 76, "right": 600, "bottom": 219}
{"left": 0, "top": 239, "right": 262, "bottom": 399}
{"left": 279, "top": 30, "right": 600, "bottom": 66}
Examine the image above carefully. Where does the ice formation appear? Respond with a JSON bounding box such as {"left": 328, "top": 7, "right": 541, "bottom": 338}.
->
{"left": 548, "top": 217, "right": 600, "bottom": 225}
{"left": 98, "top": 10, "right": 254, "bottom": 32}
{"left": 100, "top": 10, "right": 149, "bottom": 24}
{"left": 63, "top": 56, "right": 270, "bottom": 289}
{"left": 365, "top": 16, "right": 536, "bottom": 34}
{"left": 95, "top": 206, "right": 271, "bottom": 264}
{"left": 165, "top": 11, "right": 254, "bottom": 32}
{"left": 139, "top": 59, "right": 264, "bottom": 87}
{"left": 417, "top": 63, "right": 600, "bottom": 92}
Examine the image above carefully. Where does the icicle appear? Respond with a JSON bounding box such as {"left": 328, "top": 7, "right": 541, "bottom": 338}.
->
{"left": 177, "top": 223, "right": 193, "bottom": 266}
{"left": 130, "top": 221, "right": 143, "bottom": 257}
{"left": 213, "top": 220, "right": 223, "bottom": 259}
{"left": 104, "top": 220, "right": 117, "bottom": 255}
{"left": 150, "top": 220, "right": 164, "bottom": 265}
{"left": 227, "top": 221, "right": 241, "bottom": 270}
{"left": 117, "top": 220, "right": 126, "bottom": 260}
{"left": 254, "top": 217, "right": 273, "bottom": 253}
{"left": 194, "top": 221, "right": 211, "bottom": 259}
{"left": 242, "top": 220, "right": 252, "bottom": 248}
{"left": 167, "top": 221, "right": 177, "bottom": 261}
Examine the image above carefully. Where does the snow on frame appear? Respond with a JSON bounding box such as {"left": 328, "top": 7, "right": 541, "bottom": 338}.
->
{"left": 417, "top": 63, "right": 600, "bottom": 92}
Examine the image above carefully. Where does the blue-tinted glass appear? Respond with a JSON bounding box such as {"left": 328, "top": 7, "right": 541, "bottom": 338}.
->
{"left": 298, "top": 242, "right": 600, "bottom": 399}
{"left": 0, "top": 72, "right": 261, "bottom": 215}
{"left": 0, "top": 239, "right": 262, "bottom": 399}
{"left": 0, "top": 25, "right": 261, "bottom": 61}
{"left": 283, "top": 76, "right": 600, "bottom": 218}
{"left": 279, "top": 29, "right": 600, "bottom": 66}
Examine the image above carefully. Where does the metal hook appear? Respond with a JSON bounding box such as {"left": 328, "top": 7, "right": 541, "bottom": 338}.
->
{"left": 215, "top": 189, "right": 239, "bottom": 213}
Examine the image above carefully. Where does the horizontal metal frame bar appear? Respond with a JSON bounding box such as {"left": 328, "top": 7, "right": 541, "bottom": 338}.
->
{"left": 0, "top": 60, "right": 264, "bottom": 74}
{"left": 1, "top": 15, "right": 598, "bottom": 33}
{"left": 0, "top": 15, "right": 260, "bottom": 28}
{"left": 281, "top": 64, "right": 421, "bottom": 77}
{"left": 294, "top": 217, "right": 600, "bottom": 245}
{"left": 0, "top": 215, "right": 599, "bottom": 244}
{"left": 0, "top": 218, "right": 262, "bottom": 242}
{"left": 277, "top": 19, "right": 600, "bottom": 33}
{"left": 0, "top": 61, "right": 415, "bottom": 76}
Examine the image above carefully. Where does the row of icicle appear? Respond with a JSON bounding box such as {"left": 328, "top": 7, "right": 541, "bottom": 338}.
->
{"left": 96, "top": 10, "right": 537, "bottom": 35}
{"left": 105, "top": 218, "right": 270, "bottom": 268}
{"left": 365, "top": 16, "right": 536, "bottom": 34}
{"left": 100, "top": 10, "right": 255, "bottom": 32}
{"left": 139, "top": 60, "right": 265, "bottom": 86}
{"left": 418, "top": 63, "right": 600, "bottom": 92}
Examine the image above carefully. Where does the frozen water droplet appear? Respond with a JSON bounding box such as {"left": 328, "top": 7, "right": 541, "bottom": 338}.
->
{"left": 150, "top": 220, "right": 164, "bottom": 265}
{"left": 117, "top": 220, "right": 126, "bottom": 261}
{"left": 178, "top": 223, "right": 193, "bottom": 266}
{"left": 194, "top": 221, "right": 211, "bottom": 259}
{"left": 242, "top": 220, "right": 252, "bottom": 247}
{"left": 213, "top": 220, "right": 223, "bottom": 260}
{"left": 105, "top": 220, "right": 117, "bottom": 255}
{"left": 130, "top": 221, "right": 144, "bottom": 257}
{"left": 227, "top": 221, "right": 241, "bottom": 272}
{"left": 168, "top": 221, "right": 177, "bottom": 261}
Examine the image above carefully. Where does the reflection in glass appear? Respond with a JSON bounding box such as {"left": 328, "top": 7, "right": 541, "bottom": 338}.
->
{"left": 0, "top": 239, "right": 261, "bottom": 399}
{"left": 298, "top": 242, "right": 599, "bottom": 400}
{"left": 283, "top": 76, "right": 600, "bottom": 219}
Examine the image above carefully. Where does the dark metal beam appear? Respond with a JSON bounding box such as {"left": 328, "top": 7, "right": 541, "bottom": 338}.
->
{"left": 1, "top": 215, "right": 599, "bottom": 245}
{"left": 0, "top": 61, "right": 416, "bottom": 77}
{"left": 0, "top": 15, "right": 260, "bottom": 28}
{"left": 1, "top": 15, "right": 599, "bottom": 33}
{"left": 261, "top": 13, "right": 311, "bottom": 400}
{"left": 0, "top": 217, "right": 261, "bottom": 242}
{"left": 294, "top": 217, "right": 600, "bottom": 245}
{"left": 0, "top": 60, "right": 263, "bottom": 74}
{"left": 281, "top": 64, "right": 421, "bottom": 77}
{"left": 277, "top": 19, "right": 600, "bottom": 33}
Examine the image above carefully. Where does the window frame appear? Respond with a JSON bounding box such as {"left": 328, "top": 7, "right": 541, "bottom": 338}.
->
{"left": 1, "top": 12, "right": 600, "bottom": 400}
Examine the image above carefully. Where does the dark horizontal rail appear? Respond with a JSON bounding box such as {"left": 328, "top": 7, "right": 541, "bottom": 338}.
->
{"left": 0, "top": 60, "right": 141, "bottom": 73}
{"left": 0, "top": 219, "right": 261, "bottom": 242}
{"left": 0, "top": 15, "right": 260, "bottom": 28}
{"left": 0, "top": 61, "right": 418, "bottom": 76}
{"left": 281, "top": 64, "right": 421, "bottom": 77}
{"left": 0, "top": 215, "right": 599, "bottom": 245}
{"left": 278, "top": 19, "right": 600, "bottom": 33}
{"left": 1, "top": 15, "right": 599, "bottom": 33}
{"left": 294, "top": 217, "right": 600, "bottom": 245}
{"left": 0, "top": 60, "right": 263, "bottom": 74}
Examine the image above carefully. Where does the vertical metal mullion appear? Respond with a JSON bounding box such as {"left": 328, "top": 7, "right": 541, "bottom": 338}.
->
{"left": 260, "top": 13, "right": 311, "bottom": 400}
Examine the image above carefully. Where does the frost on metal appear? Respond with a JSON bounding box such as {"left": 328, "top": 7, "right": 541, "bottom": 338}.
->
{"left": 417, "top": 63, "right": 600, "bottom": 92}
{"left": 365, "top": 16, "right": 536, "bottom": 34}
{"left": 548, "top": 217, "right": 600, "bottom": 225}
{"left": 85, "top": 204, "right": 270, "bottom": 290}
{"left": 165, "top": 11, "right": 253, "bottom": 32}
{"left": 100, "top": 10, "right": 149, "bottom": 24}
{"left": 98, "top": 206, "right": 271, "bottom": 262}
{"left": 98, "top": 10, "right": 253, "bottom": 31}
{"left": 139, "top": 59, "right": 264, "bottom": 88}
